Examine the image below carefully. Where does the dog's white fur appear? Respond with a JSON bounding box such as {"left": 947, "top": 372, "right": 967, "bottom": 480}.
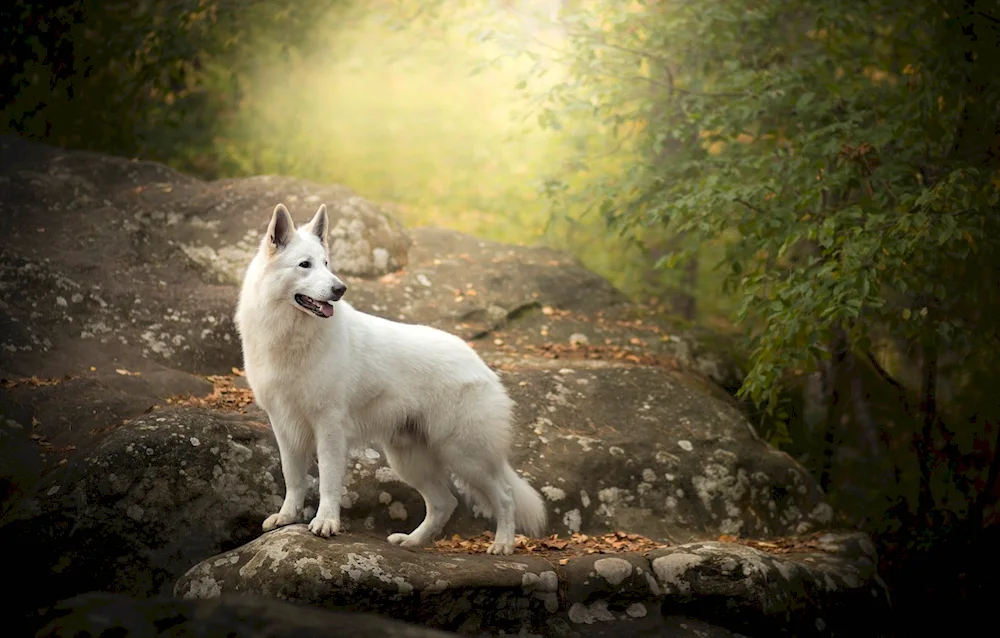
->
{"left": 234, "top": 203, "right": 547, "bottom": 554}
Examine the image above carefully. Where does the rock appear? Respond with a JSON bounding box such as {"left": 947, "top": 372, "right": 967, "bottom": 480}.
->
{"left": 343, "top": 226, "right": 625, "bottom": 333}
{"left": 1, "top": 368, "right": 212, "bottom": 460}
{"left": 649, "top": 532, "right": 891, "bottom": 636}
{"left": 175, "top": 526, "right": 557, "bottom": 635}
{"left": 342, "top": 226, "right": 744, "bottom": 394}
{"left": 165, "top": 176, "right": 411, "bottom": 284}
{"left": 350, "top": 364, "right": 830, "bottom": 544}
{"left": 561, "top": 553, "right": 659, "bottom": 606}
{"left": 0, "top": 402, "right": 39, "bottom": 526}
{"left": 35, "top": 591, "right": 455, "bottom": 637}
{"left": 0, "top": 362, "right": 835, "bottom": 631}
{"left": 0, "top": 135, "right": 411, "bottom": 376}
{"left": 0, "top": 406, "right": 295, "bottom": 617}
{"left": 175, "top": 526, "right": 887, "bottom": 637}
{"left": 0, "top": 362, "right": 834, "bottom": 632}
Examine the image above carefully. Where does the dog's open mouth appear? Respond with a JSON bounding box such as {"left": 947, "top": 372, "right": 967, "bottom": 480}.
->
{"left": 294, "top": 294, "right": 334, "bottom": 318}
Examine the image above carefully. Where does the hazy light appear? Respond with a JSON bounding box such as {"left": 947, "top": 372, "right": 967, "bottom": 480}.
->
{"left": 219, "top": 0, "right": 577, "bottom": 243}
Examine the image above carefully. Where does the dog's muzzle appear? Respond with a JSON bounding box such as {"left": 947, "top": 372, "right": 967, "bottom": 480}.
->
{"left": 295, "top": 295, "right": 335, "bottom": 318}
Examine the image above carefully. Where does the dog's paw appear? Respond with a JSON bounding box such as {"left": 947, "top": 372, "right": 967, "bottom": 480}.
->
{"left": 387, "top": 532, "right": 427, "bottom": 548}
{"left": 262, "top": 512, "right": 296, "bottom": 532}
{"left": 487, "top": 540, "right": 515, "bottom": 555}
{"left": 308, "top": 516, "right": 341, "bottom": 538}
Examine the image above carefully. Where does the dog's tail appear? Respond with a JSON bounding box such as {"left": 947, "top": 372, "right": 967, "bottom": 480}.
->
{"left": 456, "top": 463, "right": 548, "bottom": 538}
{"left": 504, "top": 462, "right": 548, "bottom": 538}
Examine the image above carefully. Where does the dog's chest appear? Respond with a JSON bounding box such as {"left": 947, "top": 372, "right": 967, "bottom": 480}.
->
{"left": 245, "top": 351, "right": 342, "bottom": 417}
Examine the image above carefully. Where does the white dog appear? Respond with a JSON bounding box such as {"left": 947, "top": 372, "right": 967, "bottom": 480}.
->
{"left": 234, "top": 203, "right": 547, "bottom": 554}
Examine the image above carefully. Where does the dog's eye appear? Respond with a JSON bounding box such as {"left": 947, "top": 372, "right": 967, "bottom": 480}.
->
{"left": 298, "top": 261, "right": 311, "bottom": 269}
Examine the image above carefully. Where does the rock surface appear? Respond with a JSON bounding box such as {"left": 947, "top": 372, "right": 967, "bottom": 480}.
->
{"left": 348, "top": 364, "right": 831, "bottom": 544}
{"left": 648, "top": 536, "right": 891, "bottom": 637}
{"left": 0, "top": 404, "right": 39, "bottom": 525}
{"left": 1, "top": 363, "right": 832, "bottom": 619}
{"left": 1, "top": 407, "right": 293, "bottom": 616}
{"left": 0, "top": 136, "right": 411, "bottom": 377}
{"left": 174, "top": 526, "right": 887, "bottom": 637}
{"left": 0, "top": 138, "right": 888, "bottom": 636}
{"left": 35, "top": 591, "right": 454, "bottom": 637}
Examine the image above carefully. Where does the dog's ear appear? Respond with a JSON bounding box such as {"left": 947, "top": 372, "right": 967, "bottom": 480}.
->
{"left": 306, "top": 204, "right": 328, "bottom": 248}
{"left": 267, "top": 204, "right": 295, "bottom": 253}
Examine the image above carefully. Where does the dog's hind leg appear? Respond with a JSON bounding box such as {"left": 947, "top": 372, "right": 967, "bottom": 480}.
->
{"left": 466, "top": 469, "right": 516, "bottom": 555}
{"left": 449, "top": 456, "right": 516, "bottom": 554}
{"left": 384, "top": 445, "right": 458, "bottom": 548}
{"left": 445, "top": 436, "right": 517, "bottom": 554}
{"left": 263, "top": 419, "right": 313, "bottom": 532}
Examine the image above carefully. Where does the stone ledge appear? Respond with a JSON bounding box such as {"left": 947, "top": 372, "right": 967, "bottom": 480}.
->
{"left": 175, "top": 526, "right": 889, "bottom": 637}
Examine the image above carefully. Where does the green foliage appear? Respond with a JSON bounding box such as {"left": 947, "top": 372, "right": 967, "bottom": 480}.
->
{"left": 2, "top": 0, "right": 351, "bottom": 170}
{"left": 494, "top": 0, "right": 1000, "bottom": 410}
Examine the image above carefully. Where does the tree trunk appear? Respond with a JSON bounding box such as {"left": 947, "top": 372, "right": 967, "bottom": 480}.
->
{"left": 819, "top": 330, "right": 849, "bottom": 492}
{"left": 643, "top": 37, "right": 698, "bottom": 320}
{"left": 676, "top": 248, "right": 699, "bottom": 321}
{"left": 970, "top": 420, "right": 1000, "bottom": 529}
{"left": 847, "top": 353, "right": 885, "bottom": 457}
{"left": 917, "top": 339, "right": 938, "bottom": 521}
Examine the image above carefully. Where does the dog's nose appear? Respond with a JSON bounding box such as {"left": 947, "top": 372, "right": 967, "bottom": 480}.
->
{"left": 330, "top": 282, "right": 347, "bottom": 301}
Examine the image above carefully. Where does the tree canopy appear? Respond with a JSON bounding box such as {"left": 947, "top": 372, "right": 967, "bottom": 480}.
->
{"left": 480, "top": 0, "right": 1000, "bottom": 522}
{"left": 2, "top": 0, "right": 351, "bottom": 173}
{"left": 498, "top": 0, "right": 999, "bottom": 403}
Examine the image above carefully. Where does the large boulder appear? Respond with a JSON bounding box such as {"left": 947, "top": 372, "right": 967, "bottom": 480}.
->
{"left": 0, "top": 360, "right": 830, "bottom": 618}
{"left": 344, "top": 363, "right": 830, "bottom": 544}
{"left": 0, "top": 135, "right": 411, "bottom": 377}
{"left": 0, "top": 405, "right": 39, "bottom": 526}
{"left": 0, "top": 406, "right": 294, "bottom": 617}
{"left": 173, "top": 526, "right": 887, "bottom": 637}
{"left": 342, "top": 227, "right": 745, "bottom": 391}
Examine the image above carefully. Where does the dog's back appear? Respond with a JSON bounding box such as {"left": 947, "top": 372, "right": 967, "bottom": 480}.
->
{"left": 334, "top": 303, "right": 515, "bottom": 451}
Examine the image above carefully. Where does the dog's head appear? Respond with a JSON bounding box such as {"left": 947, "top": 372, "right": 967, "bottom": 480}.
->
{"left": 258, "top": 203, "right": 347, "bottom": 318}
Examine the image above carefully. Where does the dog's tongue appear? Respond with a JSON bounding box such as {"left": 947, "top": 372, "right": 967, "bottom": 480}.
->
{"left": 321, "top": 302, "right": 334, "bottom": 318}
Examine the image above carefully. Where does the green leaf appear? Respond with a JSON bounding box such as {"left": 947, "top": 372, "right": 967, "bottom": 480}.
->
{"left": 796, "top": 92, "right": 815, "bottom": 111}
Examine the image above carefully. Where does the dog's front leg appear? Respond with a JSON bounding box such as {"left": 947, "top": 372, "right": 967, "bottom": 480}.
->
{"left": 309, "top": 418, "right": 348, "bottom": 537}
{"left": 264, "top": 418, "right": 311, "bottom": 532}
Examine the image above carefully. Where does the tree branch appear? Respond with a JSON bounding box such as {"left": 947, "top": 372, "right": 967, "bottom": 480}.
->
{"left": 972, "top": 420, "right": 1000, "bottom": 527}
{"left": 917, "top": 339, "right": 938, "bottom": 521}
{"left": 866, "top": 351, "right": 908, "bottom": 395}
{"left": 735, "top": 198, "right": 768, "bottom": 215}
{"left": 564, "top": 28, "right": 747, "bottom": 98}
{"left": 976, "top": 11, "right": 1000, "bottom": 25}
